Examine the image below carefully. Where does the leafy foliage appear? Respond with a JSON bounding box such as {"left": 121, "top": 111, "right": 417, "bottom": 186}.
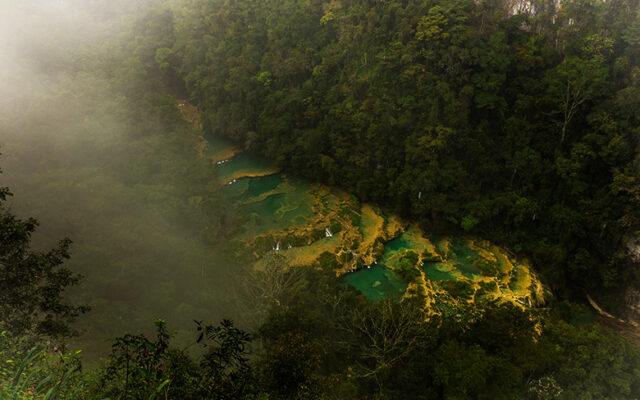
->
{"left": 93, "top": 319, "right": 264, "bottom": 399}
{"left": 145, "top": 0, "right": 640, "bottom": 309}
{"left": 395, "top": 250, "right": 421, "bottom": 282}
{"left": 0, "top": 170, "right": 88, "bottom": 338}
{"left": 3, "top": 1, "right": 640, "bottom": 399}
{"left": 0, "top": 331, "right": 84, "bottom": 399}
{"left": 248, "top": 265, "right": 640, "bottom": 399}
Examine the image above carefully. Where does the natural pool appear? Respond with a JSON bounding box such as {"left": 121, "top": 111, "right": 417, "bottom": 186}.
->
{"left": 423, "top": 263, "right": 457, "bottom": 281}
{"left": 227, "top": 174, "right": 316, "bottom": 238}
{"left": 216, "top": 152, "right": 278, "bottom": 184}
{"left": 241, "top": 192, "right": 314, "bottom": 236}
{"left": 343, "top": 265, "right": 407, "bottom": 300}
{"left": 448, "top": 239, "right": 483, "bottom": 279}
{"left": 207, "top": 135, "right": 545, "bottom": 309}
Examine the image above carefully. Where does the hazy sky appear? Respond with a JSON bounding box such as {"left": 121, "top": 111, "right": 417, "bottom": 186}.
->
{"left": 0, "top": 0, "right": 246, "bottom": 361}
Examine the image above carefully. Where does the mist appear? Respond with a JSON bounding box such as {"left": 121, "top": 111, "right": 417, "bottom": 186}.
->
{"left": 0, "top": 0, "right": 244, "bottom": 360}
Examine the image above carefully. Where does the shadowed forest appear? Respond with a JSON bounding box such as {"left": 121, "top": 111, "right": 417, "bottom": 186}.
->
{"left": 2, "top": 0, "right": 640, "bottom": 398}
{"left": 174, "top": 0, "right": 640, "bottom": 310}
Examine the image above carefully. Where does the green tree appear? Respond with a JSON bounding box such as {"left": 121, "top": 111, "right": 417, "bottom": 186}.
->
{"left": 95, "top": 319, "right": 264, "bottom": 399}
{"left": 547, "top": 54, "right": 609, "bottom": 143}
{"left": 0, "top": 168, "right": 88, "bottom": 338}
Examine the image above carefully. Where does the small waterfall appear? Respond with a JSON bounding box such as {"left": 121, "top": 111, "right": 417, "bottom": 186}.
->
{"left": 325, "top": 228, "right": 332, "bottom": 237}
{"left": 275, "top": 241, "right": 281, "bottom": 251}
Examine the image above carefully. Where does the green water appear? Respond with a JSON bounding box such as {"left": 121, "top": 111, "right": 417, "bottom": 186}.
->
{"left": 245, "top": 175, "right": 284, "bottom": 198}
{"left": 352, "top": 232, "right": 486, "bottom": 298}
{"left": 205, "top": 135, "right": 530, "bottom": 303}
{"left": 208, "top": 144, "right": 393, "bottom": 297}
{"left": 380, "top": 229, "right": 427, "bottom": 268}
{"left": 225, "top": 177, "right": 251, "bottom": 197}
{"left": 209, "top": 143, "right": 314, "bottom": 237}
{"left": 385, "top": 234, "right": 414, "bottom": 252}
{"left": 216, "top": 152, "right": 275, "bottom": 183}
{"left": 231, "top": 178, "right": 315, "bottom": 238}
{"left": 240, "top": 192, "right": 312, "bottom": 236}
{"left": 225, "top": 175, "right": 284, "bottom": 200}
{"left": 423, "top": 263, "right": 457, "bottom": 281}
{"left": 448, "top": 239, "right": 482, "bottom": 278}
{"left": 343, "top": 265, "right": 407, "bottom": 300}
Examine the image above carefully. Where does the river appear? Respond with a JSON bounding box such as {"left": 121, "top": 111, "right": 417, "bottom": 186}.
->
{"left": 204, "top": 133, "right": 547, "bottom": 314}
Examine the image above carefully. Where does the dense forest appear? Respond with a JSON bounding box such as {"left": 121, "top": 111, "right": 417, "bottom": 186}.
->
{"left": 2, "top": 0, "right": 640, "bottom": 398}
{"left": 4, "top": 201, "right": 640, "bottom": 399}
{"left": 145, "top": 0, "right": 640, "bottom": 311}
